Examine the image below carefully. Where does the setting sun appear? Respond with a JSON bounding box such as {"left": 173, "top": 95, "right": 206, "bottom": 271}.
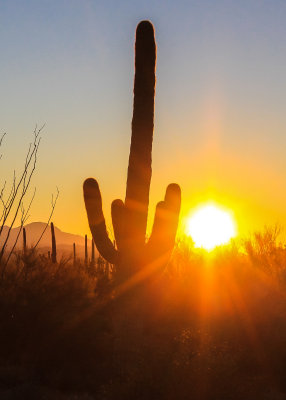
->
{"left": 186, "top": 204, "right": 236, "bottom": 250}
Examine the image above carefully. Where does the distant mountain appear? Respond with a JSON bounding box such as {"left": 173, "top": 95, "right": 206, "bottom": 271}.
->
{"left": 0, "top": 222, "right": 96, "bottom": 259}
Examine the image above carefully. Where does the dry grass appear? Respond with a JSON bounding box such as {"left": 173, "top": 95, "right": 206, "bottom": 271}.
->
{"left": 0, "top": 228, "right": 286, "bottom": 399}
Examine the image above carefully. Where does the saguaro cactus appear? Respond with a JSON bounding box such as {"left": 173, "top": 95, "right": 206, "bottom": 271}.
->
{"left": 85, "top": 234, "right": 88, "bottom": 266}
{"left": 83, "top": 21, "right": 181, "bottom": 280}
{"left": 23, "top": 227, "right": 27, "bottom": 255}
{"left": 73, "top": 242, "right": 76, "bottom": 266}
{"left": 51, "top": 222, "right": 57, "bottom": 264}
{"left": 91, "top": 239, "right": 95, "bottom": 266}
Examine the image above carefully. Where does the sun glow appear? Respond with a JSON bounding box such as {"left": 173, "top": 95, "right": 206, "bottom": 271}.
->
{"left": 186, "top": 203, "right": 236, "bottom": 250}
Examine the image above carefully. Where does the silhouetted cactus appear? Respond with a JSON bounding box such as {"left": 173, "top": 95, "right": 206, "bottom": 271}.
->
{"left": 91, "top": 239, "right": 95, "bottom": 266}
{"left": 73, "top": 242, "right": 76, "bottom": 266}
{"left": 23, "top": 227, "right": 27, "bottom": 255}
{"left": 85, "top": 234, "right": 88, "bottom": 266}
{"left": 83, "top": 21, "right": 181, "bottom": 280}
{"left": 51, "top": 222, "right": 57, "bottom": 263}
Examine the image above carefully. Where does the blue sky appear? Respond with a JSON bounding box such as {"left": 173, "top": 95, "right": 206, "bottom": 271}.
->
{"left": 1, "top": 0, "right": 286, "bottom": 236}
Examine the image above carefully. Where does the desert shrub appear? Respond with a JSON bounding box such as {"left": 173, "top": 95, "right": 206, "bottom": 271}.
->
{"left": 0, "top": 233, "right": 286, "bottom": 399}
{"left": 244, "top": 225, "right": 286, "bottom": 282}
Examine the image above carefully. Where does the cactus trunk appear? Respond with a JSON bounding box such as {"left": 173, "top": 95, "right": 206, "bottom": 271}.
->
{"left": 125, "top": 21, "right": 155, "bottom": 249}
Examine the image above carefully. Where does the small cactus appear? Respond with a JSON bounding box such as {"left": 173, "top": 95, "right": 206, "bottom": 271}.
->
{"left": 91, "top": 239, "right": 95, "bottom": 266}
{"left": 51, "top": 222, "right": 57, "bottom": 263}
{"left": 83, "top": 21, "right": 181, "bottom": 281}
{"left": 85, "top": 234, "right": 88, "bottom": 266}
{"left": 73, "top": 242, "right": 76, "bottom": 265}
{"left": 23, "top": 227, "right": 27, "bottom": 255}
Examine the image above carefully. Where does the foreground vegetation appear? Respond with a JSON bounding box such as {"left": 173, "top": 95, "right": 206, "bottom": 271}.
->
{"left": 0, "top": 229, "right": 286, "bottom": 399}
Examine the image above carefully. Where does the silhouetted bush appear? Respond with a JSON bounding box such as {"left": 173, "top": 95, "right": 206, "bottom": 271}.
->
{"left": 0, "top": 235, "right": 286, "bottom": 399}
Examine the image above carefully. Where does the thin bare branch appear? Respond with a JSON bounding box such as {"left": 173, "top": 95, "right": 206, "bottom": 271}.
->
{"left": 33, "top": 187, "right": 59, "bottom": 249}
{"left": 0, "top": 132, "right": 6, "bottom": 160}
{"left": 4, "top": 188, "right": 36, "bottom": 267}
{"left": 0, "top": 126, "right": 43, "bottom": 237}
{"left": 0, "top": 126, "right": 44, "bottom": 263}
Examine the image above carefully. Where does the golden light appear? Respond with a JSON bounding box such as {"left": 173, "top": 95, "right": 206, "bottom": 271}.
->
{"left": 186, "top": 203, "right": 236, "bottom": 250}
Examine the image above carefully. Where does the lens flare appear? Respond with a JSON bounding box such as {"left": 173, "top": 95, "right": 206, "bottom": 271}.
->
{"left": 186, "top": 203, "right": 236, "bottom": 250}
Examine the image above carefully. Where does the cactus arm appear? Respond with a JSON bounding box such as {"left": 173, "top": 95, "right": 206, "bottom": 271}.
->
{"left": 111, "top": 199, "right": 126, "bottom": 251}
{"left": 125, "top": 21, "right": 156, "bottom": 246}
{"left": 147, "top": 183, "right": 181, "bottom": 258}
{"left": 83, "top": 178, "right": 119, "bottom": 264}
{"left": 164, "top": 183, "right": 181, "bottom": 215}
{"left": 163, "top": 183, "right": 181, "bottom": 244}
{"left": 147, "top": 200, "right": 165, "bottom": 247}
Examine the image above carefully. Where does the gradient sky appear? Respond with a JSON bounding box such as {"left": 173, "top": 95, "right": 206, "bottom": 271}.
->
{"left": 1, "top": 0, "right": 286, "bottom": 238}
